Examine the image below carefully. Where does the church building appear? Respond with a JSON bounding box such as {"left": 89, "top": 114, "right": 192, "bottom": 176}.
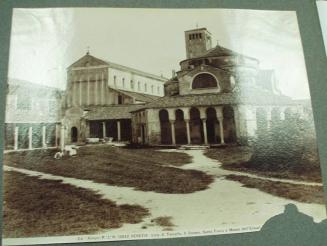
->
{"left": 62, "top": 53, "right": 167, "bottom": 144}
{"left": 130, "top": 27, "right": 305, "bottom": 146}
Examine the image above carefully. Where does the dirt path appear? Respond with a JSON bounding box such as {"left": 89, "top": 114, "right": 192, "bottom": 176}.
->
{"left": 3, "top": 149, "right": 326, "bottom": 236}
{"left": 162, "top": 149, "right": 323, "bottom": 186}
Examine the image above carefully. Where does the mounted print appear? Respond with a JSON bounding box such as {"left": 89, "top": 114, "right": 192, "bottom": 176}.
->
{"left": 2, "top": 7, "right": 326, "bottom": 245}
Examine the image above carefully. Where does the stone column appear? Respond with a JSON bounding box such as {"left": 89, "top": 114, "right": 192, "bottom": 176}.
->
{"left": 181, "top": 108, "right": 191, "bottom": 145}
{"left": 28, "top": 126, "right": 33, "bottom": 150}
{"left": 55, "top": 124, "right": 59, "bottom": 147}
{"left": 102, "top": 122, "right": 106, "bottom": 139}
{"left": 42, "top": 125, "right": 47, "bottom": 148}
{"left": 202, "top": 119, "right": 208, "bottom": 144}
{"left": 79, "top": 77, "right": 82, "bottom": 106}
{"left": 14, "top": 126, "right": 19, "bottom": 150}
{"left": 218, "top": 117, "right": 225, "bottom": 144}
{"left": 167, "top": 109, "right": 176, "bottom": 145}
{"left": 60, "top": 125, "right": 65, "bottom": 152}
{"left": 117, "top": 120, "right": 121, "bottom": 141}
{"left": 101, "top": 73, "right": 105, "bottom": 105}
{"left": 215, "top": 106, "right": 225, "bottom": 144}
{"left": 95, "top": 74, "right": 98, "bottom": 105}
{"left": 170, "top": 120, "right": 176, "bottom": 145}
{"left": 199, "top": 107, "right": 208, "bottom": 145}
{"left": 185, "top": 120, "right": 191, "bottom": 144}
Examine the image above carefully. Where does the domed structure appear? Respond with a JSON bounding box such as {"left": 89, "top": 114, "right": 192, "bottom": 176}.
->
{"left": 130, "top": 27, "right": 305, "bottom": 146}
{"left": 177, "top": 28, "right": 260, "bottom": 95}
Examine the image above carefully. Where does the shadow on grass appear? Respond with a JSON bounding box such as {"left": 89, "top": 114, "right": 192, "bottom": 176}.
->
{"left": 4, "top": 145, "right": 213, "bottom": 194}
{"left": 3, "top": 171, "right": 149, "bottom": 238}
{"left": 226, "top": 174, "right": 324, "bottom": 204}
{"left": 205, "top": 146, "right": 322, "bottom": 183}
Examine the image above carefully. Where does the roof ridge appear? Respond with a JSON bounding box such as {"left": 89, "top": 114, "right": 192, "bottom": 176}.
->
{"left": 105, "top": 60, "right": 168, "bottom": 81}
{"left": 117, "top": 88, "right": 160, "bottom": 98}
{"left": 7, "top": 78, "right": 62, "bottom": 91}
{"left": 110, "top": 87, "right": 160, "bottom": 99}
{"left": 68, "top": 54, "right": 109, "bottom": 69}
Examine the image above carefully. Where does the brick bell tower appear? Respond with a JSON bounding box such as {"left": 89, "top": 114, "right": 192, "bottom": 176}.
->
{"left": 184, "top": 27, "right": 212, "bottom": 59}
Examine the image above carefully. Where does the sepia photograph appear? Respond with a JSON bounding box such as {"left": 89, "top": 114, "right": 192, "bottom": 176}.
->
{"left": 2, "top": 7, "right": 327, "bottom": 245}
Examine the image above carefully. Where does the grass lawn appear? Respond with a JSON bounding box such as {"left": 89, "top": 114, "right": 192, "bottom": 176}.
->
{"left": 226, "top": 174, "right": 325, "bottom": 204}
{"left": 151, "top": 217, "right": 175, "bottom": 231}
{"left": 205, "top": 146, "right": 322, "bottom": 183}
{"left": 4, "top": 145, "right": 213, "bottom": 194}
{"left": 3, "top": 171, "right": 149, "bottom": 238}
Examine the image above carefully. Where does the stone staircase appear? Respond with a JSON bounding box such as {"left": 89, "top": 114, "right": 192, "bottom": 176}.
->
{"left": 178, "top": 145, "right": 210, "bottom": 150}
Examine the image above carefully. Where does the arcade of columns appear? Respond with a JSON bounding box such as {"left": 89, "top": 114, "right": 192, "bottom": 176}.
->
{"left": 11, "top": 105, "right": 300, "bottom": 150}
{"left": 165, "top": 106, "right": 226, "bottom": 145}
{"left": 12, "top": 124, "right": 60, "bottom": 150}
{"left": 147, "top": 106, "right": 227, "bottom": 145}
{"left": 100, "top": 121, "right": 122, "bottom": 141}
{"left": 134, "top": 105, "right": 302, "bottom": 146}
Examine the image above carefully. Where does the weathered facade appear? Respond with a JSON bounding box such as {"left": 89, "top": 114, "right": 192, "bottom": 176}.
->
{"left": 62, "top": 53, "right": 167, "bottom": 144}
{"left": 4, "top": 79, "right": 62, "bottom": 150}
{"left": 130, "top": 28, "right": 306, "bottom": 146}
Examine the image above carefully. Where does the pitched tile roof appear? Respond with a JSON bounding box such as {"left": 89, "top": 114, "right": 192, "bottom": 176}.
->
{"left": 84, "top": 105, "right": 144, "bottom": 121}
{"left": 200, "top": 45, "right": 239, "bottom": 58}
{"left": 105, "top": 61, "right": 168, "bottom": 81}
{"left": 190, "top": 44, "right": 258, "bottom": 63}
{"left": 111, "top": 88, "right": 161, "bottom": 103}
{"left": 68, "top": 54, "right": 108, "bottom": 69}
{"left": 131, "top": 87, "right": 296, "bottom": 112}
{"left": 7, "top": 78, "right": 62, "bottom": 95}
{"left": 68, "top": 54, "right": 168, "bottom": 82}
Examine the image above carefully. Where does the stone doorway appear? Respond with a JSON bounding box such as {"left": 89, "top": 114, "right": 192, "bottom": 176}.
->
{"left": 190, "top": 107, "right": 204, "bottom": 144}
{"left": 71, "top": 127, "right": 78, "bottom": 143}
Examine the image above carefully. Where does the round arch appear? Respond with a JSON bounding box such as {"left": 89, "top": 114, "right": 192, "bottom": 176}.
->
{"left": 206, "top": 107, "right": 218, "bottom": 144}
{"left": 174, "top": 109, "right": 187, "bottom": 144}
{"left": 189, "top": 107, "right": 204, "bottom": 144}
{"left": 191, "top": 72, "right": 219, "bottom": 89}
{"left": 159, "top": 109, "right": 172, "bottom": 144}
{"left": 223, "top": 106, "right": 237, "bottom": 143}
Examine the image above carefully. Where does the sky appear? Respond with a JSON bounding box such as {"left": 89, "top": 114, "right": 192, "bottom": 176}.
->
{"left": 8, "top": 7, "right": 310, "bottom": 99}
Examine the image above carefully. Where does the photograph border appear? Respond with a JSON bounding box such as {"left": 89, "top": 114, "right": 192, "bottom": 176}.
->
{"left": 1, "top": 0, "right": 327, "bottom": 245}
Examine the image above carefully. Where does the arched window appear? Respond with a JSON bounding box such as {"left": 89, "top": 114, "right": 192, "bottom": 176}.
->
{"left": 113, "top": 76, "right": 117, "bottom": 87}
{"left": 130, "top": 80, "right": 134, "bottom": 90}
{"left": 192, "top": 73, "right": 218, "bottom": 89}
{"left": 118, "top": 95, "right": 123, "bottom": 104}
